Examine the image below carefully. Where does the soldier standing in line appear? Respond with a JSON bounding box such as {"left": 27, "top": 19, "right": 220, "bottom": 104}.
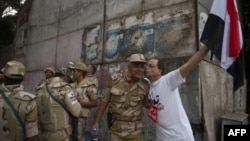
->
{"left": 35, "top": 67, "right": 55, "bottom": 91}
{"left": 92, "top": 53, "right": 149, "bottom": 141}
{"left": 36, "top": 67, "right": 84, "bottom": 141}
{"left": 0, "top": 60, "right": 39, "bottom": 141}
{"left": 69, "top": 62, "right": 98, "bottom": 141}
{"left": 55, "top": 67, "right": 73, "bottom": 83}
{"left": 84, "top": 64, "right": 98, "bottom": 141}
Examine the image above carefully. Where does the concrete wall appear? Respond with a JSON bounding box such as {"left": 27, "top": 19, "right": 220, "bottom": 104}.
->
{"left": 12, "top": 0, "right": 247, "bottom": 141}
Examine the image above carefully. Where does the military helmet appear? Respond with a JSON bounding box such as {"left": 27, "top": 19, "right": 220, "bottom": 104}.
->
{"left": 68, "top": 61, "right": 88, "bottom": 71}
{"left": 1, "top": 60, "right": 25, "bottom": 78}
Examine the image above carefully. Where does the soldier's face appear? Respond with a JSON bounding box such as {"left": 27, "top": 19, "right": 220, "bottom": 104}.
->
{"left": 128, "top": 62, "right": 145, "bottom": 79}
{"left": 71, "top": 69, "right": 81, "bottom": 80}
{"left": 45, "top": 70, "right": 54, "bottom": 79}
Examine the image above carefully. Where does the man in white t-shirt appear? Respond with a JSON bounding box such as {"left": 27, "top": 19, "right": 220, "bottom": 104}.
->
{"left": 145, "top": 46, "right": 209, "bottom": 141}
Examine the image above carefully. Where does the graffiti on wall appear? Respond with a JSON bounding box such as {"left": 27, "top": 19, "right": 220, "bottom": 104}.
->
{"left": 81, "top": 8, "right": 194, "bottom": 63}
{"left": 104, "top": 23, "right": 155, "bottom": 62}
{"left": 81, "top": 25, "right": 102, "bottom": 63}
{"left": 104, "top": 9, "right": 194, "bottom": 62}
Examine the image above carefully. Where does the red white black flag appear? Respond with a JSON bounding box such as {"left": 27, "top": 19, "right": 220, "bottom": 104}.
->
{"left": 200, "top": 0, "right": 244, "bottom": 91}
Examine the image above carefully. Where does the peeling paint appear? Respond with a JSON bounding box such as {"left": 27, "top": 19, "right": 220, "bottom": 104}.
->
{"left": 104, "top": 8, "right": 194, "bottom": 61}
{"left": 81, "top": 25, "right": 102, "bottom": 63}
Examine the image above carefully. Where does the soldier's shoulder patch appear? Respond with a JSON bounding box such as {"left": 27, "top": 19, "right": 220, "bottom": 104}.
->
{"left": 16, "top": 91, "right": 36, "bottom": 101}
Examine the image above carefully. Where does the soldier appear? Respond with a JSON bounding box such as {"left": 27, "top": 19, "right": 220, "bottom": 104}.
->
{"left": 36, "top": 67, "right": 84, "bottom": 141}
{"left": 35, "top": 67, "right": 55, "bottom": 91}
{"left": 84, "top": 64, "right": 98, "bottom": 141}
{"left": 69, "top": 61, "right": 98, "bottom": 141}
{"left": 92, "top": 53, "right": 149, "bottom": 141}
{"left": 55, "top": 67, "right": 73, "bottom": 83}
{"left": 0, "top": 60, "right": 39, "bottom": 141}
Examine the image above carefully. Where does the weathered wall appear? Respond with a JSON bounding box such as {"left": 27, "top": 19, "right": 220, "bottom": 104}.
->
{"left": 12, "top": 0, "right": 247, "bottom": 141}
{"left": 0, "top": 45, "right": 14, "bottom": 69}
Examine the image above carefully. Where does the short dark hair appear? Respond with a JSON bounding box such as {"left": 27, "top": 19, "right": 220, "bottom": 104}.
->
{"left": 157, "top": 59, "right": 165, "bottom": 75}
{"left": 149, "top": 58, "right": 164, "bottom": 75}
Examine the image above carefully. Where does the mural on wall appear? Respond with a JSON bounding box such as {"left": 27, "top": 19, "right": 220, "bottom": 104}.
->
{"left": 81, "top": 25, "right": 102, "bottom": 63}
{"left": 104, "top": 13, "right": 155, "bottom": 62}
{"left": 103, "top": 9, "right": 194, "bottom": 62}
{"left": 81, "top": 6, "right": 195, "bottom": 63}
{"left": 104, "top": 23, "right": 155, "bottom": 62}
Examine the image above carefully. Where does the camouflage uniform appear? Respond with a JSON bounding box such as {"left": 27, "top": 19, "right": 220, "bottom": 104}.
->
{"left": 84, "top": 75, "right": 98, "bottom": 136}
{"left": 36, "top": 77, "right": 84, "bottom": 141}
{"left": 35, "top": 67, "right": 55, "bottom": 92}
{"left": 69, "top": 61, "right": 98, "bottom": 141}
{"left": 0, "top": 61, "right": 39, "bottom": 141}
{"left": 72, "top": 76, "right": 98, "bottom": 140}
{"left": 102, "top": 73, "right": 149, "bottom": 141}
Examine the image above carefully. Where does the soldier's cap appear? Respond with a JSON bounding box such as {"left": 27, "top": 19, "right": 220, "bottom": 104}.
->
{"left": 68, "top": 61, "right": 88, "bottom": 71}
{"left": 128, "top": 53, "right": 146, "bottom": 63}
{"left": 44, "top": 67, "right": 55, "bottom": 74}
{"left": 1, "top": 60, "right": 25, "bottom": 79}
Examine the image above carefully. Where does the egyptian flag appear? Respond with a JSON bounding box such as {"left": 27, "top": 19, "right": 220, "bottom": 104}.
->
{"left": 200, "top": 0, "right": 244, "bottom": 91}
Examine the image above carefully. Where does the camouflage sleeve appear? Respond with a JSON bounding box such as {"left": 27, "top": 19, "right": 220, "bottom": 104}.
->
{"left": 25, "top": 99, "right": 39, "bottom": 137}
{"left": 101, "top": 78, "right": 112, "bottom": 103}
{"left": 86, "top": 84, "right": 98, "bottom": 100}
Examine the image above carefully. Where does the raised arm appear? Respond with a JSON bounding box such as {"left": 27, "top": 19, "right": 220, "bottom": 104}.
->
{"left": 179, "top": 46, "right": 209, "bottom": 78}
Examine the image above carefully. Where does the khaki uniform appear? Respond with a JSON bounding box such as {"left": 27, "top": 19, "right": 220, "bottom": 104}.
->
{"left": 0, "top": 84, "right": 39, "bottom": 141}
{"left": 35, "top": 79, "right": 46, "bottom": 91}
{"left": 72, "top": 77, "right": 98, "bottom": 140}
{"left": 35, "top": 67, "right": 55, "bottom": 92}
{"left": 85, "top": 75, "right": 98, "bottom": 133}
{"left": 102, "top": 73, "right": 149, "bottom": 141}
{"left": 36, "top": 77, "right": 84, "bottom": 141}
